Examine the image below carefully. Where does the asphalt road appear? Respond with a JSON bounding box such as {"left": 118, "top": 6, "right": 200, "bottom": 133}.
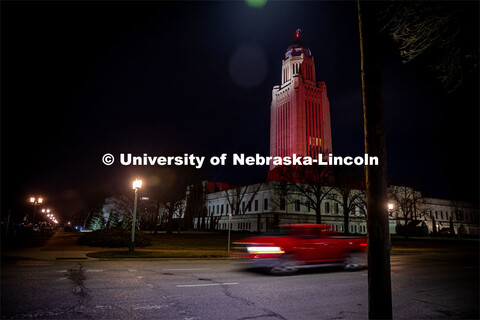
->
{"left": 1, "top": 251, "right": 478, "bottom": 320}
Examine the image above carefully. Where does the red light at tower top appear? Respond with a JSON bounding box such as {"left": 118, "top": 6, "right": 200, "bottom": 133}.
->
{"left": 296, "top": 28, "right": 302, "bottom": 38}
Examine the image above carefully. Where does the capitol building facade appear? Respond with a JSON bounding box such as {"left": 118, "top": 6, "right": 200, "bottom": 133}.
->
{"left": 190, "top": 31, "right": 478, "bottom": 236}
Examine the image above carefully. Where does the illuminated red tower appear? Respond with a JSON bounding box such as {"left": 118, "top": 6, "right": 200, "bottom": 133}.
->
{"left": 269, "top": 29, "right": 332, "bottom": 170}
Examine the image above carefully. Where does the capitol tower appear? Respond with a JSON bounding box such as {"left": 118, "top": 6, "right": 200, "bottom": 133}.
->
{"left": 269, "top": 29, "right": 332, "bottom": 170}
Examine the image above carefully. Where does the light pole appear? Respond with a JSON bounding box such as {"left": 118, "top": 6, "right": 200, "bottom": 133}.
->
{"left": 41, "top": 209, "right": 51, "bottom": 228}
{"left": 29, "top": 197, "right": 43, "bottom": 225}
{"left": 130, "top": 179, "right": 142, "bottom": 253}
{"left": 387, "top": 203, "right": 394, "bottom": 214}
{"left": 227, "top": 213, "right": 232, "bottom": 255}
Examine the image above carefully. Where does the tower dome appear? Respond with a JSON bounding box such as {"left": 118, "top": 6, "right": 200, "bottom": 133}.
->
{"left": 286, "top": 29, "right": 312, "bottom": 58}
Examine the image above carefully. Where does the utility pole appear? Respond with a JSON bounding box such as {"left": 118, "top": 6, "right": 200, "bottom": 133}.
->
{"left": 357, "top": 1, "right": 393, "bottom": 319}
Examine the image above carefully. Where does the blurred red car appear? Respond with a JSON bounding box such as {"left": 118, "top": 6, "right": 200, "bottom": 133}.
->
{"left": 235, "top": 224, "right": 368, "bottom": 275}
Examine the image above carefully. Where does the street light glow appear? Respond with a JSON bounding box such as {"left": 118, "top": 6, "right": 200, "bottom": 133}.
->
{"left": 30, "top": 197, "right": 35, "bottom": 203}
{"left": 133, "top": 179, "right": 142, "bottom": 190}
{"left": 38, "top": 198, "right": 43, "bottom": 203}
{"left": 388, "top": 203, "right": 394, "bottom": 211}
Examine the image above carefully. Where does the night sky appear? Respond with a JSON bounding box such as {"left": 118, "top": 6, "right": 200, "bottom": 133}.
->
{"left": 2, "top": 1, "right": 479, "bottom": 221}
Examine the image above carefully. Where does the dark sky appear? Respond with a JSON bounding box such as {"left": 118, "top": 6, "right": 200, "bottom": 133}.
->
{"left": 2, "top": 1, "right": 479, "bottom": 220}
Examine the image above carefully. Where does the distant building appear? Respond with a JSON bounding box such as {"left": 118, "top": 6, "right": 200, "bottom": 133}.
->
{"left": 192, "top": 182, "right": 479, "bottom": 236}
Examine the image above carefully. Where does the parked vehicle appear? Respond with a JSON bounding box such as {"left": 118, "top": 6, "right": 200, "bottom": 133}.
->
{"left": 234, "top": 224, "right": 368, "bottom": 275}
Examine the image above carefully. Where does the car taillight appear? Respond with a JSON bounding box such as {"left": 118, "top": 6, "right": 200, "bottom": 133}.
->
{"left": 360, "top": 243, "right": 368, "bottom": 247}
{"left": 247, "top": 246, "right": 284, "bottom": 254}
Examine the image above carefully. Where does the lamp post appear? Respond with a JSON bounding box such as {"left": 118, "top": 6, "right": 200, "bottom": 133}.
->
{"left": 387, "top": 203, "right": 394, "bottom": 213}
{"left": 130, "top": 179, "right": 142, "bottom": 253}
{"left": 227, "top": 213, "right": 232, "bottom": 255}
{"left": 41, "top": 209, "right": 51, "bottom": 228}
{"left": 388, "top": 202, "right": 396, "bottom": 222}
{"left": 29, "top": 197, "right": 43, "bottom": 225}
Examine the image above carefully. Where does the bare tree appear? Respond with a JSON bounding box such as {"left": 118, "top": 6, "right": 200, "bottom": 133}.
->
{"left": 274, "top": 165, "right": 334, "bottom": 224}
{"left": 388, "top": 185, "right": 425, "bottom": 238}
{"left": 184, "top": 183, "right": 207, "bottom": 231}
{"left": 330, "top": 168, "right": 365, "bottom": 235}
{"left": 161, "top": 198, "right": 185, "bottom": 234}
{"left": 380, "top": 1, "right": 478, "bottom": 93}
{"left": 222, "top": 183, "right": 263, "bottom": 230}
{"left": 151, "top": 166, "right": 199, "bottom": 233}
{"left": 102, "top": 195, "right": 133, "bottom": 229}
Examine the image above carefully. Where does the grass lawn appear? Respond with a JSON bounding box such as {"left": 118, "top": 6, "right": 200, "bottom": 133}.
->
{"left": 84, "top": 231, "right": 256, "bottom": 259}
{"left": 1, "top": 231, "right": 55, "bottom": 251}
{"left": 87, "top": 249, "right": 229, "bottom": 259}
{"left": 147, "top": 232, "right": 255, "bottom": 250}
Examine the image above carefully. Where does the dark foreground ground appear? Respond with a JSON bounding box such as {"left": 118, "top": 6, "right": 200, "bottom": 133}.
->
{"left": 1, "top": 247, "right": 478, "bottom": 320}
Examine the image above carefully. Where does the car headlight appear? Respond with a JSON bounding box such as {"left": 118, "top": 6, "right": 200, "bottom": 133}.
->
{"left": 247, "top": 246, "right": 284, "bottom": 254}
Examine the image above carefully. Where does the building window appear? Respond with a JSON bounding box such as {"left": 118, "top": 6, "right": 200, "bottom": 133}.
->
{"left": 242, "top": 202, "right": 246, "bottom": 212}
{"left": 247, "top": 202, "right": 251, "bottom": 212}
{"left": 254, "top": 200, "right": 258, "bottom": 211}
{"left": 294, "top": 200, "right": 300, "bottom": 212}
{"left": 435, "top": 211, "right": 438, "bottom": 219}
{"left": 440, "top": 211, "right": 443, "bottom": 220}
{"left": 334, "top": 203, "right": 339, "bottom": 214}
{"left": 221, "top": 205, "right": 224, "bottom": 214}
{"left": 306, "top": 201, "right": 311, "bottom": 212}
{"left": 280, "top": 198, "right": 286, "bottom": 210}
{"left": 325, "top": 202, "right": 330, "bottom": 214}
{"left": 264, "top": 198, "right": 269, "bottom": 211}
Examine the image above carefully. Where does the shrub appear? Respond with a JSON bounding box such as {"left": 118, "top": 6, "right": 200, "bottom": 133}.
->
{"left": 78, "top": 227, "right": 152, "bottom": 247}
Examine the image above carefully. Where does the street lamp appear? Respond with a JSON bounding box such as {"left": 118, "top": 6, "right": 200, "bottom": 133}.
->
{"left": 130, "top": 178, "right": 142, "bottom": 253}
{"left": 29, "top": 197, "right": 43, "bottom": 224}
{"left": 388, "top": 203, "right": 394, "bottom": 211}
{"left": 227, "top": 213, "right": 232, "bottom": 255}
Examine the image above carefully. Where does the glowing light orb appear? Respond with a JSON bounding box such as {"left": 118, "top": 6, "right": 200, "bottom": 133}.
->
{"left": 245, "top": 0, "right": 267, "bottom": 8}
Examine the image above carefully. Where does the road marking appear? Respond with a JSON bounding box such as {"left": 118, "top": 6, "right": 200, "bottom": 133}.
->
{"left": 164, "top": 268, "right": 211, "bottom": 271}
{"left": 56, "top": 270, "right": 67, "bottom": 273}
{"left": 177, "top": 282, "right": 238, "bottom": 288}
{"left": 132, "top": 305, "right": 166, "bottom": 310}
{"left": 137, "top": 276, "right": 144, "bottom": 279}
{"left": 128, "top": 269, "right": 137, "bottom": 272}
{"left": 86, "top": 269, "right": 104, "bottom": 272}
{"left": 147, "top": 284, "right": 154, "bottom": 288}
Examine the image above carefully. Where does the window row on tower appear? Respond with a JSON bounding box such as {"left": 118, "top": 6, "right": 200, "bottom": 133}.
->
{"left": 276, "top": 101, "right": 291, "bottom": 158}
{"left": 304, "top": 99, "right": 323, "bottom": 157}
{"left": 305, "top": 64, "right": 314, "bottom": 82}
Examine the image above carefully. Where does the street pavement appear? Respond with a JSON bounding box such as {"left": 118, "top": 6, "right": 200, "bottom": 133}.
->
{"left": 1, "top": 249, "right": 478, "bottom": 319}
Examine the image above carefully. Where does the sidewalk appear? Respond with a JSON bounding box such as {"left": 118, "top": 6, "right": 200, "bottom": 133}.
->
{"left": 2, "top": 230, "right": 96, "bottom": 261}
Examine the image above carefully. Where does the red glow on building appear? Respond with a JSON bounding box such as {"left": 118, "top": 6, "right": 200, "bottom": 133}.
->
{"left": 269, "top": 31, "right": 333, "bottom": 171}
